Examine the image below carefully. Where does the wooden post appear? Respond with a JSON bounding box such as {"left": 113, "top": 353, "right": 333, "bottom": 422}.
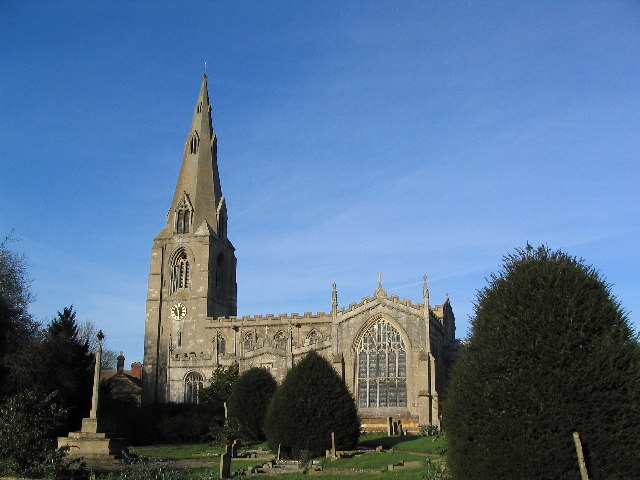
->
{"left": 331, "top": 431, "right": 336, "bottom": 458}
{"left": 573, "top": 432, "right": 590, "bottom": 480}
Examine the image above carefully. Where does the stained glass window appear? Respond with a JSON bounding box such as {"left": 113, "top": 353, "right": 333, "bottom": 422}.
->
{"left": 356, "top": 319, "right": 407, "bottom": 408}
{"left": 185, "top": 371, "right": 203, "bottom": 404}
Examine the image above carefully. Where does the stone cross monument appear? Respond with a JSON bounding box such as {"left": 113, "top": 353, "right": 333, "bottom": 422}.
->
{"left": 58, "top": 330, "right": 128, "bottom": 463}
{"left": 83, "top": 329, "right": 104, "bottom": 433}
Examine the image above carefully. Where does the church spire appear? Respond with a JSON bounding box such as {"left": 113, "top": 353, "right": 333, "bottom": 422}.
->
{"left": 160, "top": 74, "right": 225, "bottom": 238}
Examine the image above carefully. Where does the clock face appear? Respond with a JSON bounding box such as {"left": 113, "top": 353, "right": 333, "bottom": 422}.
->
{"left": 170, "top": 303, "right": 187, "bottom": 320}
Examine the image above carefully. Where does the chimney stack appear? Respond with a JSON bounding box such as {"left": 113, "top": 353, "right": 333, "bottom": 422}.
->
{"left": 117, "top": 352, "right": 125, "bottom": 374}
{"left": 130, "top": 362, "right": 142, "bottom": 379}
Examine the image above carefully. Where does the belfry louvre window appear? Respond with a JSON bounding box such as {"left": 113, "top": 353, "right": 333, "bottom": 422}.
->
{"left": 170, "top": 250, "right": 190, "bottom": 294}
{"left": 356, "top": 319, "right": 407, "bottom": 408}
{"left": 184, "top": 371, "right": 204, "bottom": 404}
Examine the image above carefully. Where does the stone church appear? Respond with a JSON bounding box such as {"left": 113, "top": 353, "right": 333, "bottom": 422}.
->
{"left": 142, "top": 75, "right": 457, "bottom": 428}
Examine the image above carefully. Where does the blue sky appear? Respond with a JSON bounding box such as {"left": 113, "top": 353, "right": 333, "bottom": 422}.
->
{"left": 1, "top": 2, "right": 639, "bottom": 364}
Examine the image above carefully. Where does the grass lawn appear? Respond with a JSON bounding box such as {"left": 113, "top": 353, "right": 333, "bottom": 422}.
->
{"left": 127, "top": 435, "right": 444, "bottom": 478}
{"left": 321, "top": 451, "right": 426, "bottom": 469}
{"left": 131, "top": 434, "right": 443, "bottom": 460}
{"left": 251, "top": 471, "right": 426, "bottom": 480}
{"left": 131, "top": 442, "right": 223, "bottom": 460}
{"left": 359, "top": 433, "right": 445, "bottom": 454}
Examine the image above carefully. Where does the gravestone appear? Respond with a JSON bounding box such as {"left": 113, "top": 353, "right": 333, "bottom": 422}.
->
{"left": 387, "top": 416, "right": 393, "bottom": 436}
{"left": 231, "top": 439, "right": 241, "bottom": 458}
{"left": 220, "top": 444, "right": 232, "bottom": 478}
{"left": 398, "top": 420, "right": 404, "bottom": 436}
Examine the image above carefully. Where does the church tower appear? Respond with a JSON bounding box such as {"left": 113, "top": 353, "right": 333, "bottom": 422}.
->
{"left": 142, "top": 75, "right": 237, "bottom": 404}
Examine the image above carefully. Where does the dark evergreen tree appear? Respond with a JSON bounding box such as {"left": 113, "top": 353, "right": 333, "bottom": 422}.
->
{"left": 444, "top": 246, "right": 640, "bottom": 480}
{"left": 200, "top": 363, "right": 239, "bottom": 417}
{"left": 264, "top": 351, "right": 360, "bottom": 458}
{"left": 227, "top": 367, "right": 277, "bottom": 440}
{"left": 38, "top": 306, "right": 94, "bottom": 432}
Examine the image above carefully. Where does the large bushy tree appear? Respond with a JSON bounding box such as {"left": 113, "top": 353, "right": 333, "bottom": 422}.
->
{"left": 0, "top": 390, "right": 68, "bottom": 477}
{"left": 227, "top": 367, "right": 277, "bottom": 440}
{"left": 264, "top": 351, "right": 360, "bottom": 458}
{"left": 0, "top": 237, "right": 39, "bottom": 397}
{"left": 444, "top": 245, "right": 640, "bottom": 480}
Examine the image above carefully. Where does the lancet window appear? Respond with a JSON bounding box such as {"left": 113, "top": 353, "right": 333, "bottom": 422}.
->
{"left": 170, "top": 249, "right": 190, "bottom": 294}
{"left": 356, "top": 319, "right": 407, "bottom": 409}
{"left": 184, "top": 371, "right": 204, "bottom": 404}
{"left": 216, "top": 334, "right": 226, "bottom": 355}
{"left": 190, "top": 133, "right": 199, "bottom": 154}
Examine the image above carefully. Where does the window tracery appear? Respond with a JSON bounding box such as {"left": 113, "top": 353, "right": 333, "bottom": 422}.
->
{"left": 306, "top": 330, "right": 320, "bottom": 345}
{"left": 184, "top": 371, "right": 204, "bottom": 404}
{"left": 170, "top": 249, "right": 190, "bottom": 294}
{"left": 356, "top": 319, "right": 407, "bottom": 408}
{"left": 243, "top": 332, "right": 255, "bottom": 352}
{"left": 274, "top": 331, "right": 287, "bottom": 349}
{"left": 175, "top": 197, "right": 192, "bottom": 234}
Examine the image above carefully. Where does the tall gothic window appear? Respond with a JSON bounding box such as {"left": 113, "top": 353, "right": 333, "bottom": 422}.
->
{"left": 184, "top": 371, "right": 204, "bottom": 404}
{"left": 216, "top": 334, "right": 226, "bottom": 355}
{"left": 216, "top": 254, "right": 224, "bottom": 296}
{"left": 170, "top": 249, "right": 190, "bottom": 294}
{"left": 356, "top": 319, "right": 407, "bottom": 409}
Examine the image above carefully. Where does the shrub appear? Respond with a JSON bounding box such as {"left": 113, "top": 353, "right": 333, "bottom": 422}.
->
{"left": 264, "top": 351, "right": 360, "bottom": 458}
{"left": 0, "top": 390, "right": 70, "bottom": 477}
{"left": 200, "top": 363, "right": 239, "bottom": 418}
{"left": 227, "top": 367, "right": 277, "bottom": 441}
{"left": 156, "top": 404, "right": 213, "bottom": 443}
{"left": 208, "top": 415, "right": 244, "bottom": 447}
{"left": 443, "top": 245, "right": 640, "bottom": 480}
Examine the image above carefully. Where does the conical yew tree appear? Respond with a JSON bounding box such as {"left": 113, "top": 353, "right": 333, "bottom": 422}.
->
{"left": 227, "top": 367, "right": 277, "bottom": 440}
{"left": 264, "top": 351, "right": 360, "bottom": 458}
{"left": 444, "top": 245, "right": 640, "bottom": 480}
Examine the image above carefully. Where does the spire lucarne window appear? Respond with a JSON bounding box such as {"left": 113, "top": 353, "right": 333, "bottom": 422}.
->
{"left": 356, "top": 319, "right": 407, "bottom": 408}
{"left": 190, "top": 133, "right": 199, "bottom": 154}
{"left": 175, "top": 197, "right": 191, "bottom": 234}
